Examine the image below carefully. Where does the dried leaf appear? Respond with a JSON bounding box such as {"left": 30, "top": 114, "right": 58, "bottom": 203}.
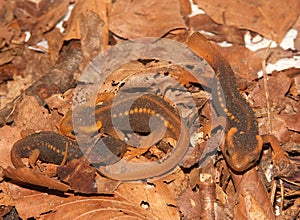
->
{"left": 3, "top": 166, "right": 70, "bottom": 192}
{"left": 218, "top": 44, "right": 262, "bottom": 81}
{"left": 14, "top": 0, "right": 69, "bottom": 45}
{"left": 117, "top": 181, "right": 180, "bottom": 219}
{"left": 110, "top": 0, "right": 187, "bottom": 39}
{"left": 194, "top": 0, "right": 300, "bottom": 43}
{"left": 179, "top": 0, "right": 191, "bottom": 17}
{"left": 57, "top": 159, "right": 97, "bottom": 194}
{"left": 64, "top": 0, "right": 110, "bottom": 52}
{"left": 230, "top": 168, "right": 276, "bottom": 219}
{"left": 190, "top": 14, "right": 245, "bottom": 44}
{"left": 14, "top": 96, "right": 58, "bottom": 131}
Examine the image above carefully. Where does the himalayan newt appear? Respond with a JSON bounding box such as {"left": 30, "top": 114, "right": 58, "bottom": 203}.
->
{"left": 60, "top": 93, "right": 190, "bottom": 180}
{"left": 11, "top": 93, "right": 190, "bottom": 180}
{"left": 10, "top": 131, "right": 83, "bottom": 169}
{"left": 10, "top": 131, "right": 127, "bottom": 169}
{"left": 187, "top": 32, "right": 263, "bottom": 172}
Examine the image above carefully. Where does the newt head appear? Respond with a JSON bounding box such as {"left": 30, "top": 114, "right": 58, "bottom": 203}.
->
{"left": 222, "top": 127, "right": 263, "bottom": 172}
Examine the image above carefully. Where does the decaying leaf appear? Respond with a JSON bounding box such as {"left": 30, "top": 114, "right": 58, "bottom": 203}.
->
{"left": 63, "top": 0, "right": 110, "bottom": 53}
{"left": 189, "top": 14, "right": 245, "bottom": 44}
{"left": 193, "top": 0, "right": 300, "bottom": 43}
{"left": 3, "top": 166, "right": 70, "bottom": 192}
{"left": 110, "top": 0, "right": 187, "bottom": 39}
{"left": 14, "top": 0, "right": 69, "bottom": 45}
{"left": 116, "top": 181, "right": 180, "bottom": 219}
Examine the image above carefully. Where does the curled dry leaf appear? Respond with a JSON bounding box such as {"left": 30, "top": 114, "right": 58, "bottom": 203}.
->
{"left": 110, "top": 0, "right": 187, "bottom": 39}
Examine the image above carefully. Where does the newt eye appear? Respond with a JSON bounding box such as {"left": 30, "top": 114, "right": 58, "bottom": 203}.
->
{"left": 225, "top": 148, "right": 233, "bottom": 158}
{"left": 248, "top": 155, "right": 257, "bottom": 164}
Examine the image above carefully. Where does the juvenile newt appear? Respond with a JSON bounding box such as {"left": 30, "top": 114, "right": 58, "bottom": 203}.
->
{"left": 187, "top": 32, "right": 263, "bottom": 172}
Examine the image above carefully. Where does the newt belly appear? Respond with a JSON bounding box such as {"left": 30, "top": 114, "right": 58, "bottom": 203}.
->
{"left": 187, "top": 32, "right": 263, "bottom": 172}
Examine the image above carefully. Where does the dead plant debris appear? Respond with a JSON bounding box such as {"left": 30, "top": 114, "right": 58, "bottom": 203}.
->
{"left": 0, "top": 0, "right": 299, "bottom": 219}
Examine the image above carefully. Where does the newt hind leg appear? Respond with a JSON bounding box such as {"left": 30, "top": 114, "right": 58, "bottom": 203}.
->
{"left": 262, "top": 134, "right": 296, "bottom": 177}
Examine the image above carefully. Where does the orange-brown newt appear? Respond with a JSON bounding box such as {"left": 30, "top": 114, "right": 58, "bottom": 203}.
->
{"left": 187, "top": 32, "right": 263, "bottom": 172}
{"left": 61, "top": 93, "right": 190, "bottom": 180}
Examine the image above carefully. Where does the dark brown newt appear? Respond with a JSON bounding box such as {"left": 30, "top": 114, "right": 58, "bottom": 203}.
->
{"left": 11, "top": 93, "right": 190, "bottom": 180}
{"left": 10, "top": 131, "right": 83, "bottom": 169}
{"left": 187, "top": 32, "right": 263, "bottom": 172}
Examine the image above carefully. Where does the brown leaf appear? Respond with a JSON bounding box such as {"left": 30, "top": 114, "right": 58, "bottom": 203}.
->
{"left": 3, "top": 166, "right": 70, "bottom": 192}
{"left": 0, "top": 126, "right": 22, "bottom": 168}
{"left": 63, "top": 0, "right": 110, "bottom": 54}
{"left": 41, "top": 196, "right": 156, "bottom": 220}
{"left": 251, "top": 71, "right": 292, "bottom": 108}
{"left": 262, "top": 113, "right": 300, "bottom": 143}
{"left": 193, "top": 0, "right": 300, "bottom": 43}
{"left": 57, "top": 159, "right": 97, "bottom": 194}
{"left": 230, "top": 168, "right": 276, "bottom": 219}
{"left": 14, "top": 0, "right": 69, "bottom": 45}
{"left": 176, "top": 188, "right": 201, "bottom": 219}
{"left": 116, "top": 181, "right": 180, "bottom": 219}
{"left": 44, "top": 28, "right": 64, "bottom": 61}
{"left": 110, "top": 0, "right": 187, "bottom": 39}
{"left": 178, "top": 0, "right": 191, "bottom": 17}
{"left": 10, "top": 189, "right": 154, "bottom": 220}
{"left": 218, "top": 44, "right": 262, "bottom": 81}
{"left": 14, "top": 95, "right": 58, "bottom": 131}
{"left": 189, "top": 14, "right": 245, "bottom": 44}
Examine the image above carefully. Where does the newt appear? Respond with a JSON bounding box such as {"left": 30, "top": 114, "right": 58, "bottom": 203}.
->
{"left": 187, "top": 32, "right": 264, "bottom": 172}
{"left": 11, "top": 93, "right": 190, "bottom": 180}
{"left": 10, "top": 131, "right": 127, "bottom": 169}
{"left": 10, "top": 131, "right": 83, "bottom": 169}
{"left": 61, "top": 93, "right": 190, "bottom": 180}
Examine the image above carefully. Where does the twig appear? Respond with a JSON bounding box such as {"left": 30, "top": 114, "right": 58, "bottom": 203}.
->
{"left": 261, "top": 42, "right": 272, "bottom": 134}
